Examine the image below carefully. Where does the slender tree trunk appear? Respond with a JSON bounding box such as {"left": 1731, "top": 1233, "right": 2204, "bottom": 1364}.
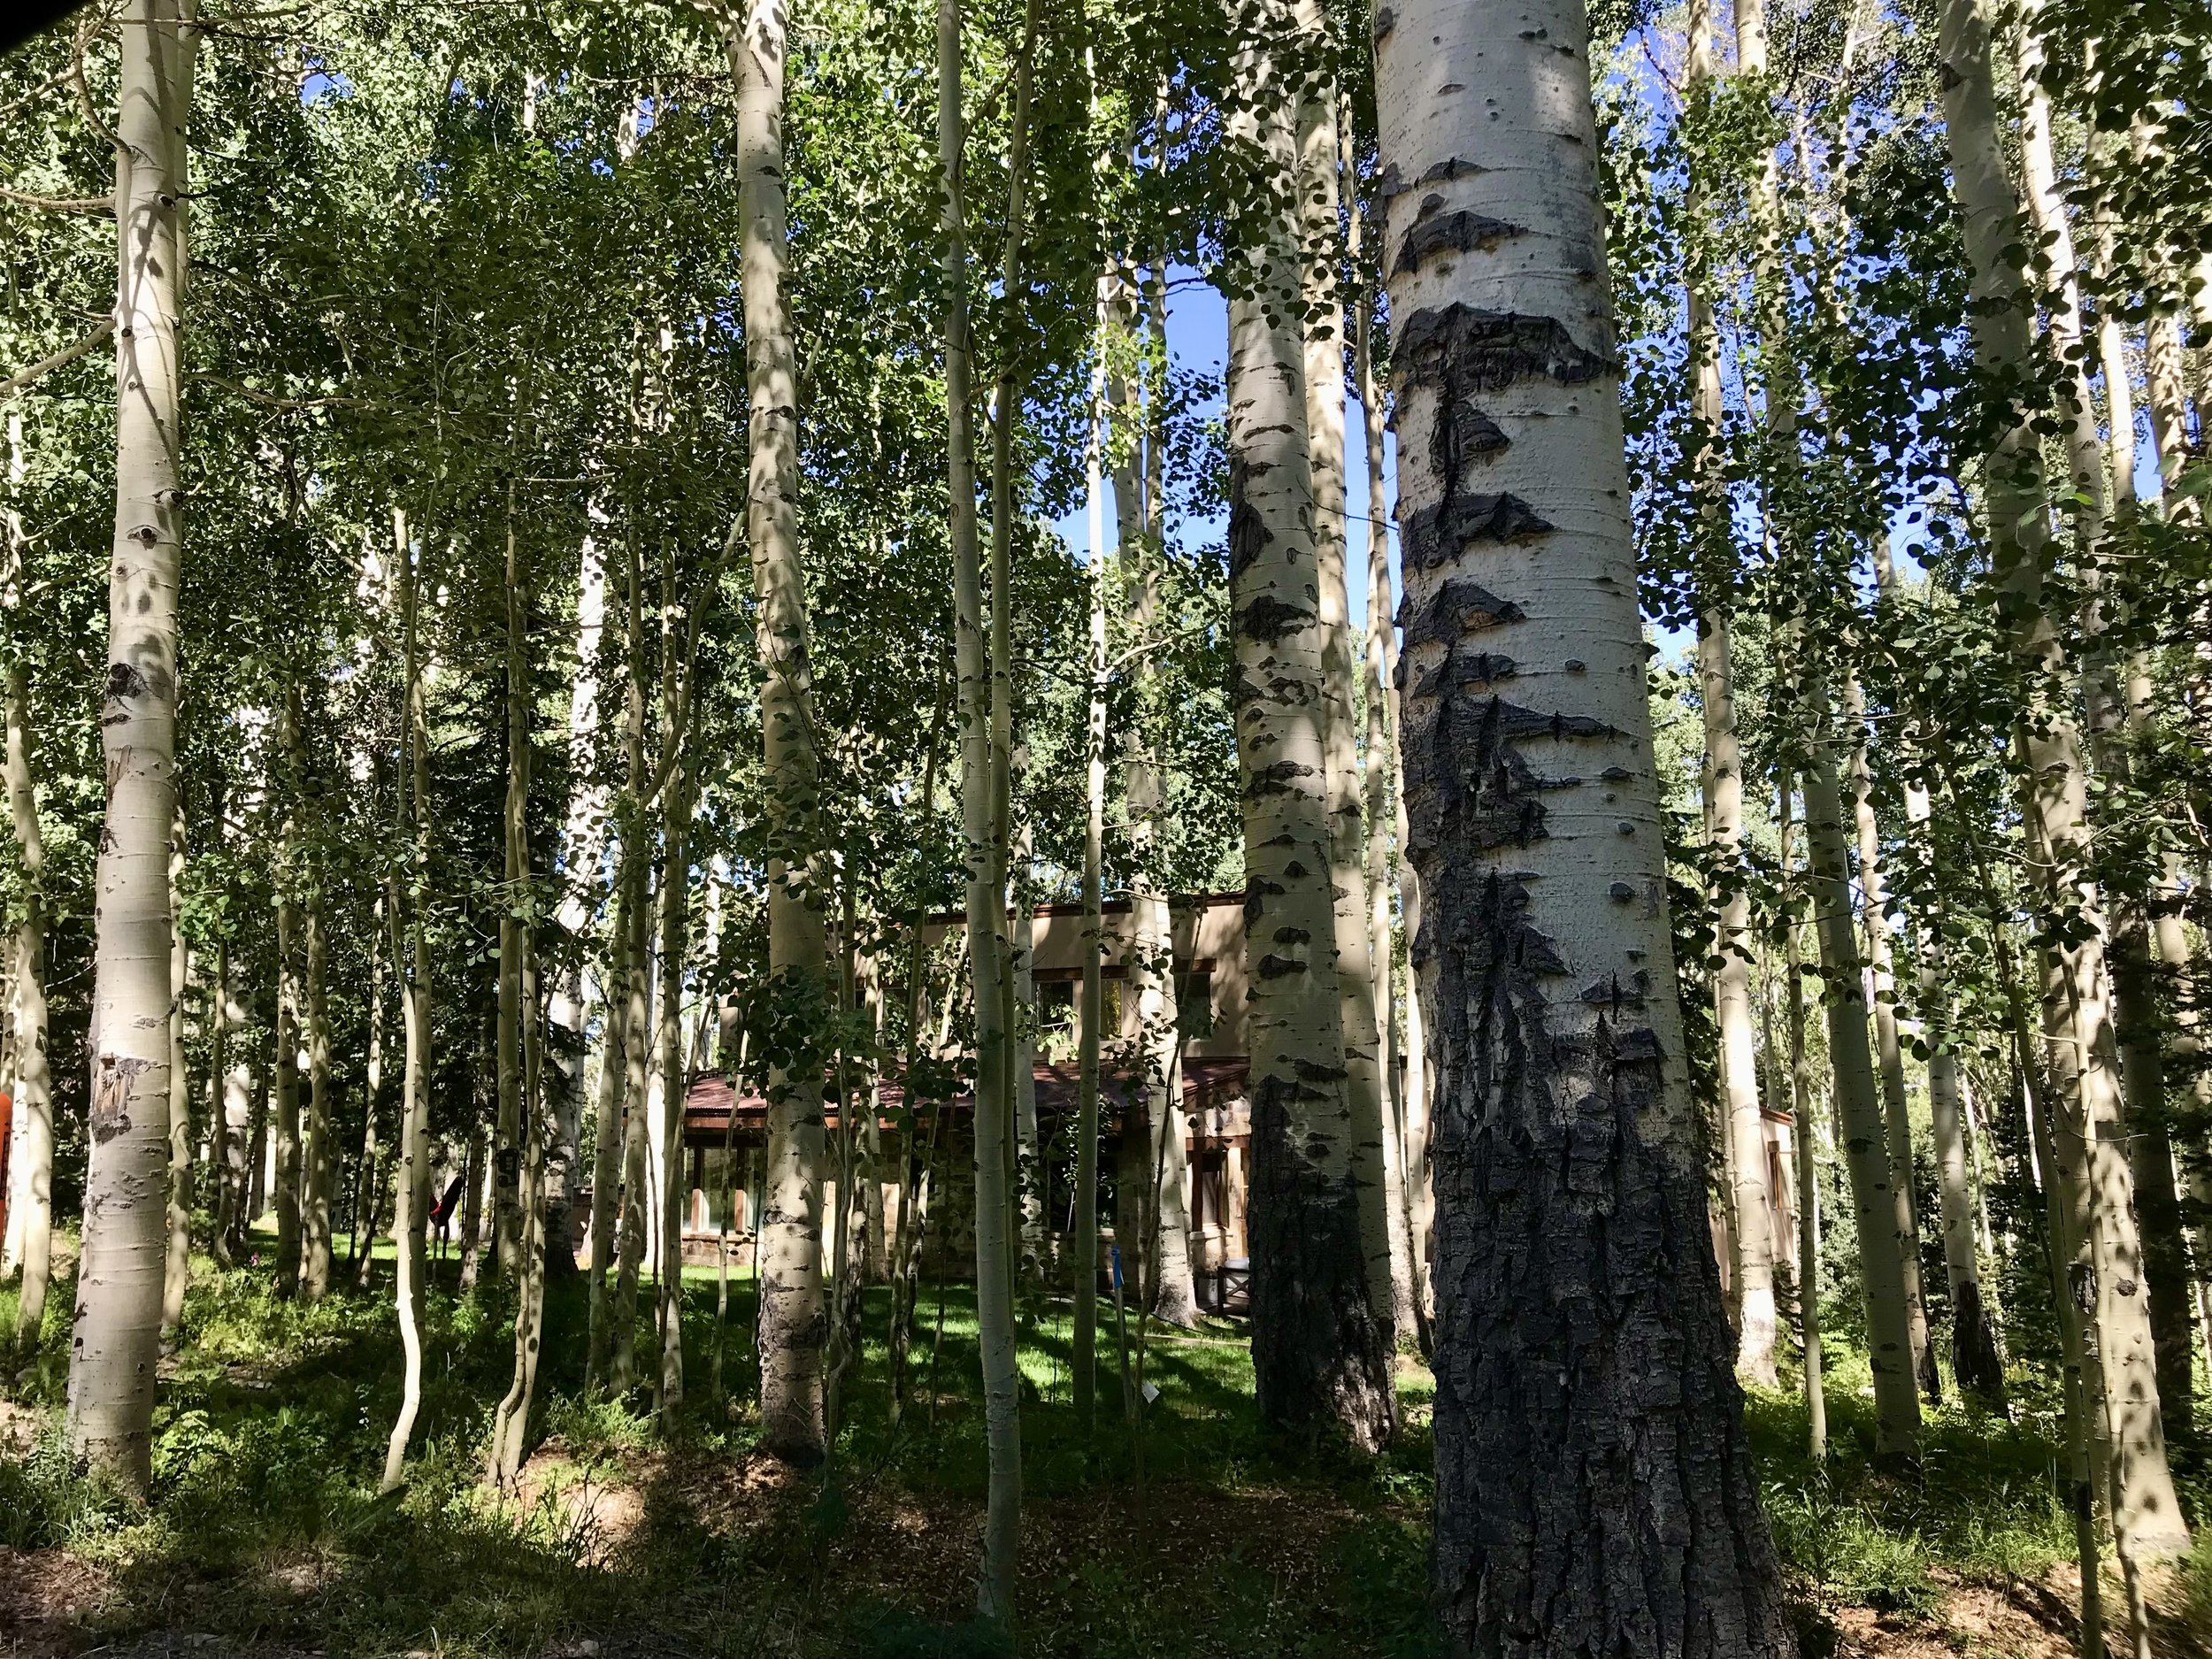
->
{"left": 4, "top": 657, "right": 52, "bottom": 1357}
{"left": 1778, "top": 779, "right": 1825, "bottom": 1460}
{"left": 1840, "top": 671, "right": 1935, "bottom": 1398}
{"left": 1010, "top": 826, "right": 1044, "bottom": 1287}
{"left": 352, "top": 901, "right": 387, "bottom": 1288}
{"left": 1294, "top": 4, "right": 1396, "bottom": 1357}
{"left": 1343, "top": 111, "right": 1420, "bottom": 1340}
{"left": 382, "top": 516, "right": 433, "bottom": 1493}
{"left": 728, "top": 0, "right": 827, "bottom": 1463}
{"left": 1684, "top": 0, "right": 1778, "bottom": 1390}
{"left": 161, "top": 809, "right": 191, "bottom": 1340}
{"left": 1378, "top": 0, "right": 1792, "bottom": 1636}
{"left": 67, "top": 0, "right": 195, "bottom": 1493}
{"left": 1077, "top": 293, "right": 1108, "bottom": 1420}
{"left": 209, "top": 939, "right": 237, "bottom": 1268}
{"left": 941, "top": 0, "right": 1029, "bottom": 1617}
{"left": 1228, "top": 0, "right": 1391, "bottom": 1454}
{"left": 1800, "top": 689, "right": 1923, "bottom": 1458}
{"left": 272, "top": 697, "right": 303, "bottom": 1296}
{"left": 655, "top": 772, "right": 688, "bottom": 1423}
{"left": 1939, "top": 0, "right": 2188, "bottom": 1563}
{"left": 586, "top": 884, "right": 631, "bottom": 1389}
{"left": 301, "top": 838, "right": 334, "bottom": 1301}
{"left": 1909, "top": 777, "right": 2003, "bottom": 1399}
{"left": 548, "top": 534, "right": 612, "bottom": 1264}
{"left": 490, "top": 944, "right": 549, "bottom": 1486}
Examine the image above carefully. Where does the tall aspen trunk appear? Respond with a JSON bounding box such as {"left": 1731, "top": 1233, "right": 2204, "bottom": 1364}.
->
{"left": 272, "top": 699, "right": 303, "bottom": 1296}
{"left": 161, "top": 810, "right": 190, "bottom": 1337}
{"left": 609, "top": 820, "right": 653, "bottom": 1395}
{"left": 654, "top": 749, "right": 688, "bottom": 1423}
{"left": 209, "top": 940, "right": 238, "bottom": 1268}
{"left": 1103, "top": 259, "right": 1194, "bottom": 1329}
{"left": 728, "top": 0, "right": 827, "bottom": 1463}
{"left": 1293, "top": 4, "right": 1396, "bottom": 1356}
{"left": 585, "top": 890, "right": 630, "bottom": 1387}
{"left": 488, "top": 505, "right": 548, "bottom": 1480}
{"left": 301, "top": 847, "right": 334, "bottom": 1300}
{"left": 382, "top": 516, "right": 433, "bottom": 1494}
{"left": 941, "top": 0, "right": 1029, "bottom": 1616}
{"left": 1010, "top": 829, "right": 1044, "bottom": 1286}
{"left": 2019, "top": 15, "right": 2198, "bottom": 1440}
{"left": 547, "top": 534, "right": 612, "bottom": 1255}
{"left": 1939, "top": 0, "right": 2189, "bottom": 1563}
{"left": 492, "top": 542, "right": 526, "bottom": 1284}
{"left": 1909, "top": 777, "right": 2003, "bottom": 1398}
{"left": 1347, "top": 165, "right": 1432, "bottom": 1340}
{"left": 983, "top": 0, "right": 1039, "bottom": 1617}
{"left": 1840, "top": 672, "right": 1934, "bottom": 1398}
{"left": 1228, "top": 0, "right": 1391, "bottom": 1453}
{"left": 351, "top": 904, "right": 386, "bottom": 1286}
{"left": 1800, "top": 696, "right": 1923, "bottom": 1457}
{"left": 1778, "top": 780, "right": 1825, "bottom": 1460}
{"left": 67, "top": 0, "right": 195, "bottom": 1493}
{"left": 4, "top": 657, "right": 52, "bottom": 1356}
{"left": 1684, "top": 0, "right": 1777, "bottom": 1390}
{"left": 1343, "top": 111, "right": 1419, "bottom": 1339}
{"left": 1077, "top": 303, "right": 1107, "bottom": 1418}
{"left": 1378, "top": 0, "right": 1790, "bottom": 1636}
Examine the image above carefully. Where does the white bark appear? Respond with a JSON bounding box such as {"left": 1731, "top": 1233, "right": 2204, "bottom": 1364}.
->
{"left": 67, "top": 0, "right": 195, "bottom": 1492}
{"left": 1293, "top": 7, "right": 1395, "bottom": 1356}
{"left": 726, "top": 0, "right": 828, "bottom": 1463}
{"left": 1939, "top": 0, "right": 2188, "bottom": 1562}
{"left": 1378, "top": 0, "right": 1792, "bottom": 1637}
{"left": 1227, "top": 0, "right": 1391, "bottom": 1451}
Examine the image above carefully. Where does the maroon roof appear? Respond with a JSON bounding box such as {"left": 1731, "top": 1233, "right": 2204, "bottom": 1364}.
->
{"left": 681, "top": 1053, "right": 1249, "bottom": 1144}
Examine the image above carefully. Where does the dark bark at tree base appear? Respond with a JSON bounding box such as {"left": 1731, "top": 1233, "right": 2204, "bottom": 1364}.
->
{"left": 1248, "top": 1071, "right": 1396, "bottom": 1451}
{"left": 1421, "top": 871, "right": 1793, "bottom": 1659}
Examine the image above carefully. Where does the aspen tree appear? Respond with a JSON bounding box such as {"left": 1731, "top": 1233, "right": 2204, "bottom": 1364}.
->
{"left": 1937, "top": 0, "right": 2188, "bottom": 1562}
{"left": 987, "top": 0, "right": 1039, "bottom": 1616}
{"left": 1376, "top": 0, "right": 1792, "bottom": 1640}
{"left": 1778, "top": 779, "right": 1824, "bottom": 1460}
{"left": 1839, "top": 670, "right": 1934, "bottom": 1396}
{"left": 67, "top": 0, "right": 196, "bottom": 1490}
{"left": 2016, "top": 12, "right": 2198, "bottom": 1433}
{"left": 302, "top": 826, "right": 334, "bottom": 1300}
{"left": 1076, "top": 267, "right": 1109, "bottom": 1423}
{"left": 1685, "top": 0, "right": 1777, "bottom": 1389}
{"left": 1103, "top": 257, "right": 1194, "bottom": 1327}
{"left": 727, "top": 0, "right": 828, "bottom": 1462}
{"left": 161, "top": 809, "right": 189, "bottom": 1336}
{"left": 1291, "top": 0, "right": 1395, "bottom": 1355}
{"left": 4, "top": 513, "right": 53, "bottom": 1358}
{"left": 1344, "top": 133, "right": 1431, "bottom": 1334}
{"left": 1800, "top": 686, "right": 1922, "bottom": 1457}
{"left": 209, "top": 941, "right": 240, "bottom": 1268}
{"left": 1340, "top": 104, "right": 1419, "bottom": 1340}
{"left": 1227, "top": 0, "right": 1391, "bottom": 1453}
{"left": 272, "top": 695, "right": 303, "bottom": 1296}
{"left": 608, "top": 529, "right": 655, "bottom": 1399}
{"left": 652, "top": 562, "right": 692, "bottom": 1422}
{"left": 382, "top": 514, "right": 432, "bottom": 1494}
{"left": 585, "top": 887, "right": 631, "bottom": 1386}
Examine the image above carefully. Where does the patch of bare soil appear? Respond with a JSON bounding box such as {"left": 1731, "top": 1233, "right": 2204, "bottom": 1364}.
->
{"left": 0, "top": 1546, "right": 110, "bottom": 1658}
{"left": 1816, "top": 1562, "right": 2203, "bottom": 1658}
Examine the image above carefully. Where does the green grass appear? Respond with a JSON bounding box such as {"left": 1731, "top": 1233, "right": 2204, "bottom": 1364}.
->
{"left": 5, "top": 1243, "right": 2203, "bottom": 1658}
{"left": 0, "top": 1251, "right": 1440, "bottom": 1659}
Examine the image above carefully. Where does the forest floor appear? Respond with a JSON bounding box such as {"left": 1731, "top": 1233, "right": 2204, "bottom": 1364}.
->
{"left": 1, "top": 1238, "right": 2209, "bottom": 1658}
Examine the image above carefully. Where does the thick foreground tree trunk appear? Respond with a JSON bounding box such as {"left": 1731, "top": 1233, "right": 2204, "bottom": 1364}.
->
{"left": 1376, "top": 0, "right": 1793, "bottom": 1648}
{"left": 1226, "top": 0, "right": 1393, "bottom": 1455}
{"left": 729, "top": 0, "right": 828, "bottom": 1464}
{"left": 67, "top": 0, "right": 196, "bottom": 1494}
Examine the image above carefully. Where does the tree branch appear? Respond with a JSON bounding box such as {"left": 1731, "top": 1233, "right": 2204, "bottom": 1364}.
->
{"left": 0, "top": 181, "right": 111, "bottom": 214}
{"left": 0, "top": 318, "right": 114, "bottom": 402}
